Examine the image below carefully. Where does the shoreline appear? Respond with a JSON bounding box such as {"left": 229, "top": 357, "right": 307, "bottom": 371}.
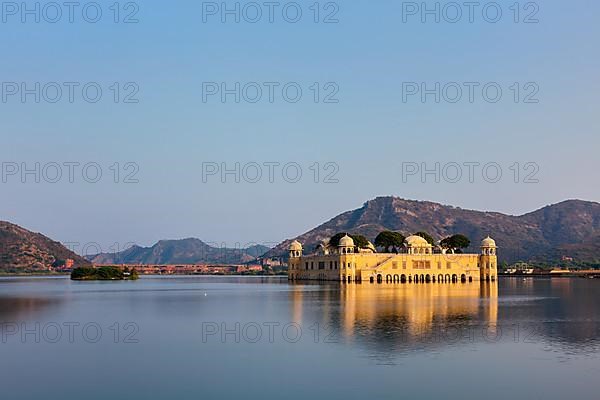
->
{"left": 0, "top": 272, "right": 288, "bottom": 278}
{"left": 0, "top": 273, "right": 596, "bottom": 280}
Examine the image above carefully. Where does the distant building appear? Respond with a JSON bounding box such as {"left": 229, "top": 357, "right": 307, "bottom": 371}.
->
{"left": 288, "top": 235, "right": 498, "bottom": 283}
{"left": 261, "top": 257, "right": 284, "bottom": 267}
{"left": 51, "top": 258, "right": 75, "bottom": 271}
{"left": 504, "top": 262, "right": 534, "bottom": 274}
{"left": 237, "top": 265, "right": 263, "bottom": 273}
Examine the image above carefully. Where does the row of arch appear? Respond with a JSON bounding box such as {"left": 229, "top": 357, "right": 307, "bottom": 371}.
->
{"left": 289, "top": 274, "right": 496, "bottom": 283}
{"left": 372, "top": 274, "right": 471, "bottom": 284}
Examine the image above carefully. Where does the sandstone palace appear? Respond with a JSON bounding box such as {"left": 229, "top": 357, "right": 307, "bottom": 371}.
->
{"left": 288, "top": 235, "right": 498, "bottom": 284}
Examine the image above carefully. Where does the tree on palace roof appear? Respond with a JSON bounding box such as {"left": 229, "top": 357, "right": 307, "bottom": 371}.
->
{"left": 440, "top": 234, "right": 471, "bottom": 254}
{"left": 374, "top": 231, "right": 405, "bottom": 253}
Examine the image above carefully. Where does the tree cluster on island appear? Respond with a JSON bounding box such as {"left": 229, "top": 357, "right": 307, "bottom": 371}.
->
{"left": 71, "top": 266, "right": 139, "bottom": 281}
{"left": 325, "top": 230, "right": 471, "bottom": 254}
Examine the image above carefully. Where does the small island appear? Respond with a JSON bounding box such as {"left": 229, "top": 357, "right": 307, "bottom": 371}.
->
{"left": 71, "top": 266, "right": 139, "bottom": 281}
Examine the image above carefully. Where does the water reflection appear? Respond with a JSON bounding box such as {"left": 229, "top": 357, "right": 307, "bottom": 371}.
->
{"left": 290, "top": 279, "right": 600, "bottom": 361}
{"left": 290, "top": 282, "right": 498, "bottom": 360}
{"left": 500, "top": 277, "right": 600, "bottom": 354}
{"left": 0, "top": 296, "right": 59, "bottom": 321}
{"left": 339, "top": 282, "right": 498, "bottom": 335}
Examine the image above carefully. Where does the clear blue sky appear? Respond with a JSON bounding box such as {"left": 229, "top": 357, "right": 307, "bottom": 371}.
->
{"left": 1, "top": 0, "right": 599, "bottom": 253}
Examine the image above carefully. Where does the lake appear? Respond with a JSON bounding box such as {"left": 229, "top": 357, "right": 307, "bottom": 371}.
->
{"left": 0, "top": 276, "right": 599, "bottom": 399}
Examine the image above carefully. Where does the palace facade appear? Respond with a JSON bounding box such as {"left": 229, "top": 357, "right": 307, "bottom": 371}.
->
{"left": 288, "top": 235, "right": 498, "bottom": 283}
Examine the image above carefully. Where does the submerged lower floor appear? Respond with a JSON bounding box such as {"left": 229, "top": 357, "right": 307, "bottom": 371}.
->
{"left": 289, "top": 272, "right": 496, "bottom": 283}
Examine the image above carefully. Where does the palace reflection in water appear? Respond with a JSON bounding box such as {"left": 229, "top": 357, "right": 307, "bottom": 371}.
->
{"left": 289, "top": 281, "right": 498, "bottom": 355}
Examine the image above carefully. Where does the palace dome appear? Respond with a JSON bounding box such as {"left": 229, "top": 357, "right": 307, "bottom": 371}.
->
{"left": 338, "top": 234, "right": 355, "bottom": 247}
{"left": 404, "top": 235, "right": 430, "bottom": 247}
{"left": 481, "top": 236, "right": 497, "bottom": 247}
{"left": 289, "top": 240, "right": 303, "bottom": 251}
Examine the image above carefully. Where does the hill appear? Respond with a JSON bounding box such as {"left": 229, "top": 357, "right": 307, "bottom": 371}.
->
{"left": 87, "top": 238, "right": 270, "bottom": 265}
{"left": 0, "top": 221, "right": 91, "bottom": 272}
{"left": 266, "top": 197, "right": 600, "bottom": 265}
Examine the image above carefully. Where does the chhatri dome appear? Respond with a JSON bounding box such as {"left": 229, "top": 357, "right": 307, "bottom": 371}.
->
{"left": 404, "top": 235, "right": 432, "bottom": 255}
{"left": 481, "top": 236, "right": 497, "bottom": 247}
{"left": 339, "top": 234, "right": 355, "bottom": 247}
{"left": 289, "top": 240, "right": 303, "bottom": 251}
{"left": 404, "top": 235, "right": 430, "bottom": 247}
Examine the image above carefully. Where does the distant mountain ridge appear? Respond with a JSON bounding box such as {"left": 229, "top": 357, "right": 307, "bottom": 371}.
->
{"left": 0, "top": 221, "right": 91, "bottom": 271}
{"left": 267, "top": 197, "right": 600, "bottom": 265}
{"left": 3, "top": 197, "right": 599, "bottom": 271}
{"left": 88, "top": 238, "right": 270, "bottom": 265}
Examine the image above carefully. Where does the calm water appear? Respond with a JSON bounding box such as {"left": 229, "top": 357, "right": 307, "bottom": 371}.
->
{"left": 1, "top": 276, "right": 599, "bottom": 399}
